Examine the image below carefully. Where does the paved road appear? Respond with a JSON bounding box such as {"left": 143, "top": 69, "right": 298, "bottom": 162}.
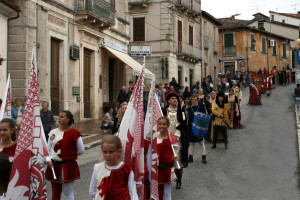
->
{"left": 47, "top": 84, "right": 300, "bottom": 200}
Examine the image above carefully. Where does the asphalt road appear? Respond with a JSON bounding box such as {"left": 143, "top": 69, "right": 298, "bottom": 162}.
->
{"left": 47, "top": 84, "right": 300, "bottom": 200}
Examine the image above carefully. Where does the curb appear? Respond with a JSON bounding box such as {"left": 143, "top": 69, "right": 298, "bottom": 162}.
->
{"left": 84, "top": 139, "right": 102, "bottom": 150}
{"left": 295, "top": 105, "right": 300, "bottom": 159}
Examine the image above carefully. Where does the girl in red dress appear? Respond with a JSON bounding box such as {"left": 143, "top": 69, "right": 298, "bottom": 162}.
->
{"left": 89, "top": 135, "right": 137, "bottom": 200}
{"left": 157, "top": 117, "right": 178, "bottom": 200}
{"left": 0, "top": 118, "right": 17, "bottom": 158}
{"left": 46, "top": 110, "right": 85, "bottom": 200}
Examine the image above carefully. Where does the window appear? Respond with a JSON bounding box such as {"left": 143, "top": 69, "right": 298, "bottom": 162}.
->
{"left": 111, "top": 0, "right": 115, "bottom": 7}
{"left": 189, "top": 25, "right": 193, "bottom": 46}
{"left": 261, "top": 37, "right": 266, "bottom": 53}
{"left": 271, "top": 15, "right": 274, "bottom": 21}
{"left": 133, "top": 17, "right": 145, "bottom": 41}
{"left": 190, "top": 0, "right": 193, "bottom": 10}
{"left": 282, "top": 20, "right": 285, "bottom": 24}
{"left": 250, "top": 34, "right": 255, "bottom": 50}
{"left": 178, "top": 20, "right": 182, "bottom": 53}
{"left": 283, "top": 43, "right": 287, "bottom": 58}
{"left": 224, "top": 33, "right": 234, "bottom": 47}
{"left": 272, "top": 40, "right": 277, "bottom": 56}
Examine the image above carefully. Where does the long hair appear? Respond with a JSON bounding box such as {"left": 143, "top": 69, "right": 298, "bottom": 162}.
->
{"left": 0, "top": 118, "right": 16, "bottom": 142}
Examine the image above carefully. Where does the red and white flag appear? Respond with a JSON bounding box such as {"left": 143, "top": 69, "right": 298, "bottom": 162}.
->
{"left": 6, "top": 44, "right": 49, "bottom": 200}
{"left": 118, "top": 65, "right": 146, "bottom": 199}
{"left": 0, "top": 73, "right": 12, "bottom": 120}
{"left": 144, "top": 74, "right": 162, "bottom": 200}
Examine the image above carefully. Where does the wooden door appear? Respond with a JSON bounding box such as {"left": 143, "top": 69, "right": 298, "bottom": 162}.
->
{"left": 84, "top": 49, "right": 91, "bottom": 118}
{"left": 51, "top": 38, "right": 60, "bottom": 116}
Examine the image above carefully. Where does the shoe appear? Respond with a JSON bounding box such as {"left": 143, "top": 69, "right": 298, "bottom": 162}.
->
{"left": 176, "top": 180, "right": 181, "bottom": 189}
{"left": 202, "top": 155, "right": 207, "bottom": 164}
{"left": 188, "top": 155, "right": 193, "bottom": 163}
{"left": 181, "top": 163, "right": 188, "bottom": 168}
{"left": 211, "top": 144, "right": 216, "bottom": 149}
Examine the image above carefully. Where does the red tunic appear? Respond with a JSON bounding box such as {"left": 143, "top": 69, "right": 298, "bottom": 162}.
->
{"left": 0, "top": 142, "right": 16, "bottom": 157}
{"left": 97, "top": 163, "right": 132, "bottom": 200}
{"left": 264, "top": 77, "right": 272, "bottom": 91}
{"left": 157, "top": 138, "right": 174, "bottom": 184}
{"left": 46, "top": 128, "right": 82, "bottom": 183}
{"left": 248, "top": 85, "right": 262, "bottom": 105}
{"left": 144, "top": 139, "right": 150, "bottom": 199}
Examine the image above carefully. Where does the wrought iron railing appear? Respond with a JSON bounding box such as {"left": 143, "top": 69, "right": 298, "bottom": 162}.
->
{"left": 223, "top": 45, "right": 236, "bottom": 56}
{"left": 74, "top": 0, "right": 115, "bottom": 25}
{"left": 172, "top": 0, "right": 201, "bottom": 13}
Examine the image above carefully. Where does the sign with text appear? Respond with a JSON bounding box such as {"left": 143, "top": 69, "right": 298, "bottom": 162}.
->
{"left": 130, "top": 45, "right": 152, "bottom": 57}
{"left": 100, "top": 38, "right": 127, "bottom": 54}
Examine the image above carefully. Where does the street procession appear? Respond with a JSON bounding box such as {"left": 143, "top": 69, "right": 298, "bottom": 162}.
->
{"left": 1, "top": 0, "right": 300, "bottom": 200}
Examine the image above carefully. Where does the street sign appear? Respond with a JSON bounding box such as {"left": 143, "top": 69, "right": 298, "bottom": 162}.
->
{"left": 130, "top": 45, "right": 151, "bottom": 57}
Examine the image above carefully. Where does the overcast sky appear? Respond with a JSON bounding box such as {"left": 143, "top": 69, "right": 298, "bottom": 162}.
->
{"left": 202, "top": 0, "right": 300, "bottom": 20}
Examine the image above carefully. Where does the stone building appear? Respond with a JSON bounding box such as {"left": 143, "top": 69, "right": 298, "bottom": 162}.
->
{"left": 219, "top": 16, "right": 293, "bottom": 77}
{"left": 201, "top": 10, "right": 221, "bottom": 85}
{"left": 128, "top": 0, "right": 202, "bottom": 90}
{"left": 248, "top": 12, "right": 300, "bottom": 68}
{"left": 6, "top": 0, "right": 151, "bottom": 120}
{"left": 0, "top": 0, "right": 20, "bottom": 95}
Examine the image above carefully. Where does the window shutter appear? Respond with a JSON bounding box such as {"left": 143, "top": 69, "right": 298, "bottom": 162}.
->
{"left": 273, "top": 41, "right": 277, "bottom": 55}
{"left": 224, "top": 33, "right": 233, "bottom": 47}
{"left": 189, "top": 25, "right": 193, "bottom": 46}
{"left": 283, "top": 43, "right": 286, "bottom": 58}
{"left": 262, "top": 37, "right": 266, "bottom": 53}
{"left": 133, "top": 17, "right": 145, "bottom": 41}
{"left": 178, "top": 20, "right": 182, "bottom": 42}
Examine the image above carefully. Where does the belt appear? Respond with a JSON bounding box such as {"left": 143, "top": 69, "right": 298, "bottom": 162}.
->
{"left": 52, "top": 159, "right": 74, "bottom": 164}
{"left": 157, "top": 164, "right": 174, "bottom": 170}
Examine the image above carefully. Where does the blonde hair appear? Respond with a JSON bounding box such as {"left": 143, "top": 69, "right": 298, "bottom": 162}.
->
{"left": 101, "top": 135, "right": 122, "bottom": 150}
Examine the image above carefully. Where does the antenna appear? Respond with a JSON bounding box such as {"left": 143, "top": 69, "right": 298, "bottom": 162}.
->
{"left": 291, "top": 3, "right": 299, "bottom": 12}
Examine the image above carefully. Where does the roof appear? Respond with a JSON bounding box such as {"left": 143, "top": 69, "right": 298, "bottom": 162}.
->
{"left": 0, "top": 0, "right": 21, "bottom": 12}
{"left": 269, "top": 11, "right": 300, "bottom": 19}
{"left": 202, "top": 10, "right": 222, "bottom": 26}
{"left": 218, "top": 17, "right": 250, "bottom": 27}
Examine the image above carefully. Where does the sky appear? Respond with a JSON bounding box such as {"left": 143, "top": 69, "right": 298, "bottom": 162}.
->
{"left": 202, "top": 0, "right": 300, "bottom": 20}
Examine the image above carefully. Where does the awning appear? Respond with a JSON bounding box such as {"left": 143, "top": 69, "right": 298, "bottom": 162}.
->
{"left": 103, "top": 46, "right": 153, "bottom": 79}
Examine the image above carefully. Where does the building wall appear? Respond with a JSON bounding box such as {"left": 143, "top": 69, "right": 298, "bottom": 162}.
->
{"left": 219, "top": 29, "right": 291, "bottom": 74}
{"left": 271, "top": 12, "right": 300, "bottom": 26}
{"left": 0, "top": 14, "right": 8, "bottom": 95}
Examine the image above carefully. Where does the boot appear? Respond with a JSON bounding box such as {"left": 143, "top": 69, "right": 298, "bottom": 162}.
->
{"left": 188, "top": 155, "right": 193, "bottom": 163}
{"left": 202, "top": 155, "right": 207, "bottom": 164}
{"left": 225, "top": 142, "right": 228, "bottom": 149}
{"left": 211, "top": 144, "right": 216, "bottom": 149}
{"left": 175, "top": 169, "right": 183, "bottom": 189}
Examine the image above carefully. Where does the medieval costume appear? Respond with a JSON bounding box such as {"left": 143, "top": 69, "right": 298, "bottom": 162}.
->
{"left": 0, "top": 142, "right": 16, "bottom": 157}
{"left": 226, "top": 93, "right": 243, "bottom": 129}
{"left": 264, "top": 76, "right": 272, "bottom": 96}
{"left": 248, "top": 84, "right": 262, "bottom": 105}
{"left": 163, "top": 92, "right": 186, "bottom": 189}
{"left": 187, "top": 99, "right": 207, "bottom": 163}
{"left": 233, "top": 83, "right": 242, "bottom": 104}
{"left": 205, "top": 92, "right": 216, "bottom": 141}
{"left": 211, "top": 92, "right": 230, "bottom": 148}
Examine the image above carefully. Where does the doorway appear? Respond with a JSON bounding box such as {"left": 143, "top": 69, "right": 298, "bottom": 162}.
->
{"left": 50, "top": 38, "right": 60, "bottom": 116}
{"left": 224, "top": 62, "right": 235, "bottom": 79}
{"left": 84, "top": 49, "right": 92, "bottom": 118}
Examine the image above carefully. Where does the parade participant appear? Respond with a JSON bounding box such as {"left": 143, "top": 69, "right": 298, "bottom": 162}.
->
{"left": 89, "top": 135, "right": 137, "bottom": 200}
{"left": 205, "top": 91, "right": 216, "bottom": 141}
{"left": 157, "top": 117, "right": 178, "bottom": 200}
{"left": 182, "top": 86, "right": 191, "bottom": 100}
{"left": 187, "top": 94, "right": 207, "bottom": 163}
{"left": 232, "top": 81, "right": 242, "bottom": 104}
{"left": 226, "top": 89, "right": 243, "bottom": 129}
{"left": 264, "top": 75, "right": 272, "bottom": 96}
{"left": 11, "top": 98, "right": 25, "bottom": 140}
{"left": 40, "top": 101, "right": 55, "bottom": 141}
{"left": 101, "top": 107, "right": 114, "bottom": 132}
{"left": 263, "top": 67, "right": 269, "bottom": 75}
{"left": 211, "top": 92, "right": 229, "bottom": 149}
{"left": 294, "top": 84, "right": 300, "bottom": 111}
{"left": 112, "top": 102, "right": 128, "bottom": 135}
{"left": 162, "top": 92, "right": 186, "bottom": 189}
{"left": 46, "top": 110, "right": 84, "bottom": 200}
{"left": 0, "top": 119, "right": 16, "bottom": 157}
{"left": 0, "top": 154, "right": 12, "bottom": 199}
{"left": 248, "top": 84, "right": 262, "bottom": 105}
{"left": 198, "top": 89, "right": 207, "bottom": 106}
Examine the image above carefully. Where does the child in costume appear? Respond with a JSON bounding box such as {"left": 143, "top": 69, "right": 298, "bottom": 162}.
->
{"left": 157, "top": 117, "right": 178, "bottom": 200}
{"left": 0, "top": 154, "right": 12, "bottom": 200}
{"left": 89, "top": 135, "right": 138, "bottom": 200}
{"left": 0, "top": 118, "right": 17, "bottom": 157}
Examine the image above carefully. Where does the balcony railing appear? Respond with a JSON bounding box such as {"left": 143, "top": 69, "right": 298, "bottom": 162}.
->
{"left": 172, "top": 0, "right": 201, "bottom": 14}
{"left": 176, "top": 41, "right": 202, "bottom": 62}
{"left": 223, "top": 45, "right": 236, "bottom": 56}
{"left": 204, "top": 36, "right": 209, "bottom": 49}
{"left": 74, "top": 0, "right": 115, "bottom": 26}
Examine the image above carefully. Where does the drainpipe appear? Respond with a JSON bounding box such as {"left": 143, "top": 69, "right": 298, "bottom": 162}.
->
{"left": 8, "top": 10, "right": 19, "bottom": 21}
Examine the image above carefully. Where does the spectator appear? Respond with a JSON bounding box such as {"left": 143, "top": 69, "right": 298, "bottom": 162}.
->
{"left": 164, "top": 83, "right": 169, "bottom": 93}
{"left": 117, "top": 86, "right": 127, "bottom": 106}
{"left": 169, "top": 77, "right": 179, "bottom": 92}
{"left": 201, "top": 78, "right": 208, "bottom": 95}
{"left": 40, "top": 101, "right": 54, "bottom": 141}
{"left": 126, "top": 87, "right": 133, "bottom": 102}
{"left": 295, "top": 84, "right": 300, "bottom": 111}
{"left": 179, "top": 86, "right": 184, "bottom": 96}
{"left": 257, "top": 68, "right": 262, "bottom": 74}
{"left": 158, "top": 84, "right": 166, "bottom": 107}
{"left": 183, "top": 86, "right": 191, "bottom": 100}
{"left": 126, "top": 81, "right": 134, "bottom": 94}
{"left": 11, "top": 98, "right": 25, "bottom": 140}
{"left": 101, "top": 107, "right": 114, "bottom": 132}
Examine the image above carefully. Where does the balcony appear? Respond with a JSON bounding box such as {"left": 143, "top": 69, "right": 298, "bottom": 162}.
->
{"left": 74, "top": 0, "right": 115, "bottom": 28}
{"left": 129, "top": 0, "right": 150, "bottom": 8}
{"left": 223, "top": 45, "right": 236, "bottom": 56}
{"left": 176, "top": 41, "right": 201, "bottom": 63}
{"left": 213, "top": 41, "right": 219, "bottom": 54}
{"left": 172, "top": 0, "right": 201, "bottom": 17}
{"left": 204, "top": 35, "right": 209, "bottom": 50}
